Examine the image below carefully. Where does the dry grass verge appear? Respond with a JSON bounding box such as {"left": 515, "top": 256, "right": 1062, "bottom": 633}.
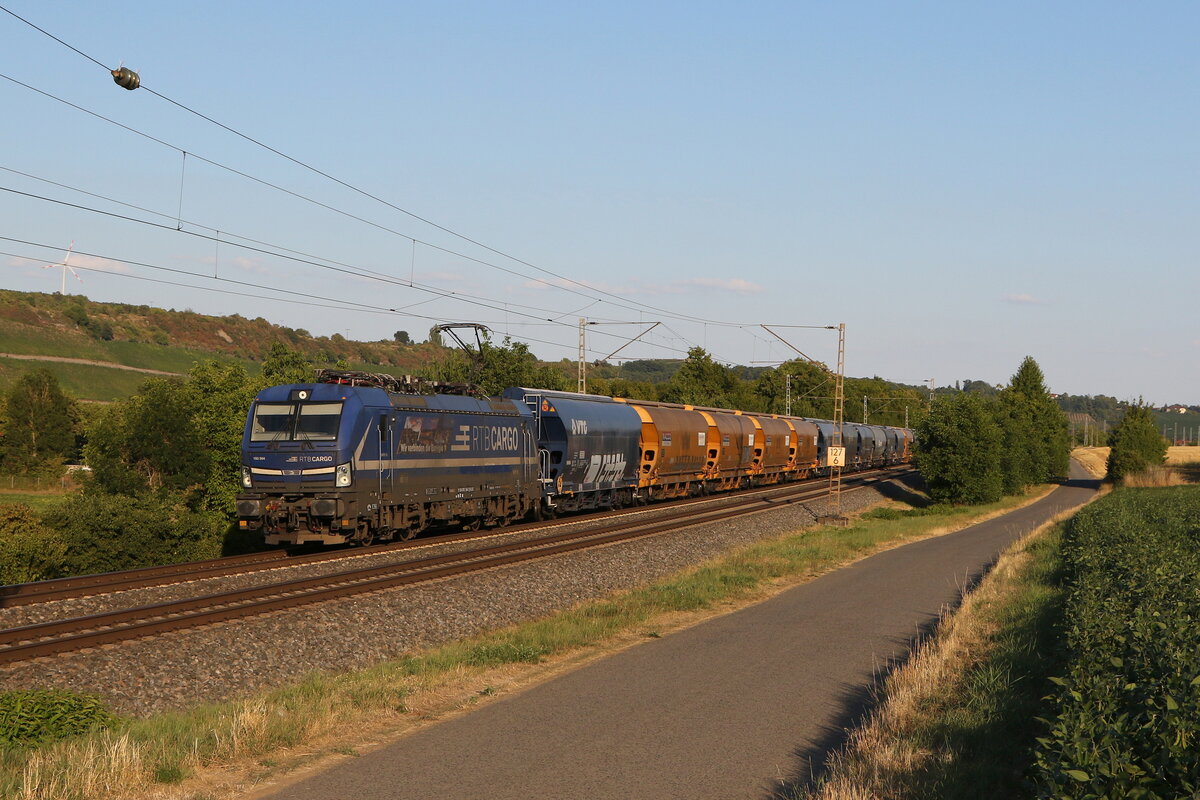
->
{"left": 790, "top": 486, "right": 1108, "bottom": 799}
{"left": 4, "top": 483, "right": 1061, "bottom": 800}
{"left": 1121, "top": 465, "right": 1188, "bottom": 487}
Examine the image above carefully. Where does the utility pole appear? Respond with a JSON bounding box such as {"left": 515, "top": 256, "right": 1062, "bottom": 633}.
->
{"left": 759, "top": 322, "right": 845, "bottom": 522}
{"left": 926, "top": 378, "right": 935, "bottom": 409}
{"left": 829, "top": 323, "right": 846, "bottom": 519}
{"left": 863, "top": 395, "right": 868, "bottom": 424}
{"left": 904, "top": 406, "right": 909, "bottom": 428}
{"left": 785, "top": 373, "right": 792, "bottom": 416}
{"left": 577, "top": 317, "right": 587, "bottom": 394}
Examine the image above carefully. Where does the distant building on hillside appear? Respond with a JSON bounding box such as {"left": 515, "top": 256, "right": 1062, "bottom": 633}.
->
{"left": 1164, "top": 404, "right": 1189, "bottom": 414}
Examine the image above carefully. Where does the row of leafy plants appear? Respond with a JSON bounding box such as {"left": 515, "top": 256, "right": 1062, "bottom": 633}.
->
{"left": 1031, "top": 486, "right": 1200, "bottom": 797}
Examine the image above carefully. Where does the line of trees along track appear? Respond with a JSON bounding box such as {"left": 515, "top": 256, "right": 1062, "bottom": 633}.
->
{"left": 1, "top": 345, "right": 1071, "bottom": 587}
{"left": 914, "top": 357, "right": 1072, "bottom": 504}
{"left": 0, "top": 340, "right": 926, "bottom": 583}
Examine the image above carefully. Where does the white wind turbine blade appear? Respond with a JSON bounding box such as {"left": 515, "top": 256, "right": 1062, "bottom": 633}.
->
{"left": 42, "top": 242, "right": 81, "bottom": 292}
{"left": 62, "top": 243, "right": 82, "bottom": 283}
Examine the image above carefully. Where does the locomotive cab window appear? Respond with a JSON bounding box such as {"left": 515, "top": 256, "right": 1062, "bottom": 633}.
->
{"left": 250, "top": 401, "right": 343, "bottom": 442}
{"left": 250, "top": 404, "right": 294, "bottom": 441}
{"left": 295, "top": 403, "right": 342, "bottom": 441}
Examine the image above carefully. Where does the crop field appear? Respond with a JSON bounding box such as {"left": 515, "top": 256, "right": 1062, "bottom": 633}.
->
{"left": 1166, "top": 445, "right": 1200, "bottom": 465}
{"left": 1031, "top": 486, "right": 1200, "bottom": 796}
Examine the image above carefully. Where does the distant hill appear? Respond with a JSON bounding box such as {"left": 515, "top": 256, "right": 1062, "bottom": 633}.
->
{"left": 0, "top": 290, "right": 431, "bottom": 400}
{"left": 0, "top": 290, "right": 697, "bottom": 402}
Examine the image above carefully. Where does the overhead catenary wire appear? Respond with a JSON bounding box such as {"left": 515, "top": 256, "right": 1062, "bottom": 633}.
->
{"left": 0, "top": 241, "right": 625, "bottom": 358}
{"left": 1, "top": 228, "right": 696, "bottom": 361}
{"left": 0, "top": 14, "right": 762, "bottom": 332}
{"left": 0, "top": 163, "right": 735, "bottom": 362}
{"left": 0, "top": 69, "right": 762, "bottom": 345}
{"left": 1, "top": 183, "right": 700, "bottom": 359}
{"left": 0, "top": 165, "right": 598, "bottom": 322}
{"left": 0, "top": 9, "right": 807, "bottom": 369}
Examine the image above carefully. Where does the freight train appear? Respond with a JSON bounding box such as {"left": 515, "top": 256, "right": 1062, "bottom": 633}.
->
{"left": 235, "top": 370, "right": 914, "bottom": 546}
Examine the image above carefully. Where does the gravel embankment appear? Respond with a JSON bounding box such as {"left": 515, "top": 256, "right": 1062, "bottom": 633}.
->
{"left": 0, "top": 478, "right": 907, "bottom": 716}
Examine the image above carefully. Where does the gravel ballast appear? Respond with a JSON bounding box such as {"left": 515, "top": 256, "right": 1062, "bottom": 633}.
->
{"left": 0, "top": 479, "right": 900, "bottom": 716}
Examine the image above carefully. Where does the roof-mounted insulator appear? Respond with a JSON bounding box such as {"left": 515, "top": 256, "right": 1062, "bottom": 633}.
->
{"left": 111, "top": 66, "right": 140, "bottom": 90}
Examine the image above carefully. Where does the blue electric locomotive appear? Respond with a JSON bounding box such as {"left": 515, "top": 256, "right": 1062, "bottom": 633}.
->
{"left": 236, "top": 372, "right": 539, "bottom": 545}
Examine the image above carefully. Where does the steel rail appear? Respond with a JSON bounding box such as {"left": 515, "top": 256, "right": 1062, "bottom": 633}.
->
{"left": 0, "top": 466, "right": 909, "bottom": 608}
{"left": 0, "top": 468, "right": 907, "bottom": 665}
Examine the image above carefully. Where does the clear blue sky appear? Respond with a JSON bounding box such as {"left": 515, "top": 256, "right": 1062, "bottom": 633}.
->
{"left": 1, "top": 1, "right": 1195, "bottom": 403}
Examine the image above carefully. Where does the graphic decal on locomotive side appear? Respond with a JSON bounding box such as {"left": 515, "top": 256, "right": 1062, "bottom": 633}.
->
{"left": 398, "top": 415, "right": 452, "bottom": 453}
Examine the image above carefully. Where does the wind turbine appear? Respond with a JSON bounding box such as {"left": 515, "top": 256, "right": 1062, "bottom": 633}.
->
{"left": 43, "top": 242, "right": 83, "bottom": 294}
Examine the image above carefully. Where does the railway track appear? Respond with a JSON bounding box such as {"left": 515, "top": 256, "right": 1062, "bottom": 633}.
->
{"left": 1, "top": 467, "right": 907, "bottom": 609}
{"left": 0, "top": 468, "right": 910, "bottom": 665}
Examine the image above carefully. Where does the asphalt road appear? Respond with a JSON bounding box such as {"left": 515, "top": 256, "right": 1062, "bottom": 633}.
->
{"left": 256, "top": 464, "right": 1098, "bottom": 800}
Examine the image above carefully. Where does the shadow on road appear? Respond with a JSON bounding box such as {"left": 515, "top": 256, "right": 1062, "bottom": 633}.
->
{"left": 1060, "top": 475, "right": 1102, "bottom": 491}
{"left": 764, "top": 469, "right": 1100, "bottom": 798}
{"left": 763, "top": 552, "right": 1001, "bottom": 799}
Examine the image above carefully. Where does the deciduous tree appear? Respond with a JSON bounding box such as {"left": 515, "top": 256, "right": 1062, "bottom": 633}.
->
{"left": 1, "top": 369, "right": 75, "bottom": 474}
{"left": 261, "top": 342, "right": 312, "bottom": 386}
{"left": 914, "top": 393, "right": 1004, "bottom": 503}
{"left": 660, "top": 347, "right": 740, "bottom": 408}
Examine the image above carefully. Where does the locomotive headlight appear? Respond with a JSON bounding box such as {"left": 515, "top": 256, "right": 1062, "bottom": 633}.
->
{"left": 241, "top": 466, "right": 252, "bottom": 488}
{"left": 335, "top": 462, "right": 352, "bottom": 487}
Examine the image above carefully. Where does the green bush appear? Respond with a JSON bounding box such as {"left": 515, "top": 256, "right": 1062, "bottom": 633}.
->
{"left": 41, "top": 491, "right": 224, "bottom": 575}
{"left": 0, "top": 690, "right": 115, "bottom": 746}
{"left": 0, "top": 503, "right": 67, "bottom": 584}
{"left": 914, "top": 393, "right": 1004, "bottom": 503}
{"left": 1032, "top": 487, "right": 1200, "bottom": 797}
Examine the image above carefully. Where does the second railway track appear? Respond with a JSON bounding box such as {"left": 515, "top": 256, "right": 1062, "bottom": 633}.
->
{"left": 2, "top": 468, "right": 901, "bottom": 609}
{"left": 0, "top": 468, "right": 909, "bottom": 666}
